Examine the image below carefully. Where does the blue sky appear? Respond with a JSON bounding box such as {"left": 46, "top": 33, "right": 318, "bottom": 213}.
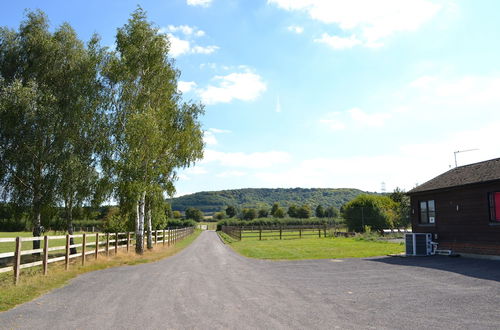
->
{"left": 2, "top": 0, "right": 500, "bottom": 196}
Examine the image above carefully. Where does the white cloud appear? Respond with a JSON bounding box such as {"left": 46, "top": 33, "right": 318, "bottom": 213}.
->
{"left": 269, "top": 0, "right": 443, "bottom": 48}
{"left": 166, "top": 25, "right": 205, "bottom": 37}
{"left": 348, "top": 108, "right": 391, "bottom": 127}
{"left": 187, "top": 0, "right": 212, "bottom": 7}
{"left": 202, "top": 149, "right": 291, "bottom": 169}
{"left": 287, "top": 25, "right": 304, "bottom": 34}
{"left": 314, "top": 33, "right": 362, "bottom": 49}
{"left": 216, "top": 171, "right": 247, "bottom": 178}
{"left": 185, "top": 166, "right": 208, "bottom": 175}
{"left": 203, "top": 131, "right": 218, "bottom": 145}
{"left": 168, "top": 34, "right": 191, "bottom": 57}
{"left": 178, "top": 174, "right": 190, "bottom": 181}
{"left": 198, "top": 69, "right": 267, "bottom": 105}
{"left": 209, "top": 128, "right": 231, "bottom": 134}
{"left": 255, "top": 121, "right": 500, "bottom": 192}
{"left": 409, "top": 75, "right": 500, "bottom": 106}
{"left": 319, "top": 119, "right": 345, "bottom": 131}
{"left": 320, "top": 108, "right": 391, "bottom": 130}
{"left": 203, "top": 128, "right": 231, "bottom": 146}
{"left": 178, "top": 81, "right": 197, "bottom": 94}
{"left": 192, "top": 45, "right": 219, "bottom": 54}
{"left": 163, "top": 25, "right": 218, "bottom": 58}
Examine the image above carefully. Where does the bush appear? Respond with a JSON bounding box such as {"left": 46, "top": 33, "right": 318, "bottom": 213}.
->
{"left": 342, "top": 194, "right": 397, "bottom": 232}
{"left": 216, "top": 217, "right": 337, "bottom": 231}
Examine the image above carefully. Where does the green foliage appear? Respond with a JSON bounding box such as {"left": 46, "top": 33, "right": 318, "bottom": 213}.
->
{"left": 324, "top": 206, "right": 340, "bottom": 218}
{"left": 172, "top": 210, "right": 182, "bottom": 219}
{"left": 287, "top": 204, "right": 298, "bottom": 218}
{"left": 389, "top": 187, "right": 411, "bottom": 228}
{"left": 216, "top": 217, "right": 336, "bottom": 231}
{"left": 315, "top": 205, "right": 325, "bottom": 218}
{"left": 166, "top": 219, "right": 197, "bottom": 228}
{"left": 297, "top": 205, "right": 311, "bottom": 218}
{"left": 273, "top": 208, "right": 285, "bottom": 218}
{"left": 225, "top": 206, "right": 237, "bottom": 218}
{"left": 185, "top": 207, "right": 204, "bottom": 221}
{"left": 241, "top": 208, "right": 257, "bottom": 220}
{"left": 342, "top": 194, "right": 398, "bottom": 232}
{"left": 213, "top": 212, "right": 226, "bottom": 220}
{"left": 170, "top": 188, "right": 369, "bottom": 213}
{"left": 258, "top": 208, "right": 269, "bottom": 218}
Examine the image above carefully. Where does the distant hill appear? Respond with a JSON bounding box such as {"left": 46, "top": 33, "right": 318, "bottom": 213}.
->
{"left": 169, "top": 188, "right": 372, "bottom": 213}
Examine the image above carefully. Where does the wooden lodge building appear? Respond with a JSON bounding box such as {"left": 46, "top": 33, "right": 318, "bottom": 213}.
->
{"left": 407, "top": 158, "right": 500, "bottom": 256}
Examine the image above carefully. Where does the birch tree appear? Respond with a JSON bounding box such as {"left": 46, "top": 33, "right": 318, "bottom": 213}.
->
{"left": 106, "top": 8, "right": 204, "bottom": 254}
{"left": 0, "top": 11, "right": 109, "bottom": 249}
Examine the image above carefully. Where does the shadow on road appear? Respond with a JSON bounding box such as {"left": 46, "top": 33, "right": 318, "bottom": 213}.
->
{"left": 368, "top": 255, "right": 500, "bottom": 282}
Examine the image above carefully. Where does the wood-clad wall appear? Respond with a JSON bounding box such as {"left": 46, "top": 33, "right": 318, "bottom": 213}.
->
{"left": 409, "top": 181, "right": 500, "bottom": 255}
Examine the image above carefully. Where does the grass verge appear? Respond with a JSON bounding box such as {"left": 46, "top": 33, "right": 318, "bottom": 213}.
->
{"left": 0, "top": 229, "right": 201, "bottom": 312}
{"left": 219, "top": 231, "right": 404, "bottom": 260}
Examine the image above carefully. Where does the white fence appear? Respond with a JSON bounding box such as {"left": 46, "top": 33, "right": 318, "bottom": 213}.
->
{"left": 0, "top": 227, "right": 194, "bottom": 284}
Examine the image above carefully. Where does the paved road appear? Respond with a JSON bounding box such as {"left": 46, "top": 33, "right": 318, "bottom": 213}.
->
{"left": 1, "top": 231, "right": 499, "bottom": 329}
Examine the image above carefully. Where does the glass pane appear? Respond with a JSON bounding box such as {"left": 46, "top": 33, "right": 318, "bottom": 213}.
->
{"left": 428, "top": 200, "right": 435, "bottom": 212}
{"left": 420, "top": 211, "right": 428, "bottom": 223}
{"left": 420, "top": 201, "right": 427, "bottom": 210}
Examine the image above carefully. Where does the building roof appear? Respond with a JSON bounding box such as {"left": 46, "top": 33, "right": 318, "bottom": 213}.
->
{"left": 408, "top": 157, "right": 500, "bottom": 194}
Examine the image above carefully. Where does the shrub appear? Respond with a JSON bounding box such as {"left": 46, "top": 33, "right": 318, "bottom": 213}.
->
{"left": 342, "top": 194, "right": 397, "bottom": 232}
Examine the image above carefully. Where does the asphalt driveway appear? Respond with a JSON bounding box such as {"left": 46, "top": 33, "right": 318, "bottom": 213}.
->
{"left": 1, "top": 231, "right": 499, "bottom": 329}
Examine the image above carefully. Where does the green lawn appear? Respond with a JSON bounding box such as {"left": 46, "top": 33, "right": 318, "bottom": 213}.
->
{"left": 220, "top": 232, "right": 404, "bottom": 260}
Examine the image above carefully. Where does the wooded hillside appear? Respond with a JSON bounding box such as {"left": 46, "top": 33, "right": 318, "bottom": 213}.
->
{"left": 169, "top": 188, "right": 372, "bottom": 213}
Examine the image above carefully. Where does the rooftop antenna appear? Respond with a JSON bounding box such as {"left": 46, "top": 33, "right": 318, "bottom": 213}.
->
{"left": 454, "top": 149, "right": 479, "bottom": 167}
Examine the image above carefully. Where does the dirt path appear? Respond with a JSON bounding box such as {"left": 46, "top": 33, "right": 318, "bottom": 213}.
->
{"left": 1, "top": 231, "right": 499, "bottom": 329}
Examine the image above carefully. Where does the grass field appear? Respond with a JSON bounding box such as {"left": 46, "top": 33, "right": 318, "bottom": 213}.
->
{"left": 219, "top": 232, "right": 404, "bottom": 260}
{"left": 0, "top": 230, "right": 201, "bottom": 312}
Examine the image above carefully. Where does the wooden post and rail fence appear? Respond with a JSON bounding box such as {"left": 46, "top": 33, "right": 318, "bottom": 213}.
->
{"left": 0, "top": 226, "right": 194, "bottom": 285}
{"left": 220, "top": 224, "right": 355, "bottom": 241}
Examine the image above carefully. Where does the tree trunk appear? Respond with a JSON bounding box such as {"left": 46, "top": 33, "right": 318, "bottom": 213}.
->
{"left": 135, "top": 191, "right": 146, "bottom": 254}
{"left": 65, "top": 197, "right": 77, "bottom": 254}
{"left": 146, "top": 200, "right": 153, "bottom": 249}
{"left": 32, "top": 194, "right": 43, "bottom": 253}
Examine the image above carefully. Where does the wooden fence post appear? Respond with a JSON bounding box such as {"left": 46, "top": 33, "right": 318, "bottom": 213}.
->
{"left": 106, "top": 233, "right": 110, "bottom": 257}
{"left": 14, "top": 237, "right": 21, "bottom": 285}
{"left": 95, "top": 233, "right": 99, "bottom": 260}
{"left": 280, "top": 226, "right": 282, "bottom": 240}
{"left": 299, "top": 227, "right": 302, "bottom": 239}
{"left": 82, "top": 233, "right": 86, "bottom": 266}
{"left": 65, "top": 234, "right": 70, "bottom": 270}
{"left": 43, "top": 235, "right": 49, "bottom": 275}
{"left": 114, "top": 232, "right": 118, "bottom": 255}
{"left": 163, "top": 229, "right": 166, "bottom": 246}
{"left": 259, "top": 226, "right": 262, "bottom": 241}
{"left": 318, "top": 226, "right": 321, "bottom": 238}
{"left": 324, "top": 224, "right": 327, "bottom": 237}
{"left": 154, "top": 230, "right": 158, "bottom": 246}
{"left": 127, "top": 232, "right": 130, "bottom": 252}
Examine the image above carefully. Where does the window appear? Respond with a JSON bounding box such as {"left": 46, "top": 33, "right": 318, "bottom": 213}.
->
{"left": 488, "top": 192, "right": 500, "bottom": 222}
{"left": 419, "top": 200, "right": 435, "bottom": 224}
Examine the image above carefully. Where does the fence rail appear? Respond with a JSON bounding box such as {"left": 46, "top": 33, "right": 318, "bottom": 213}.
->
{"left": 0, "top": 227, "right": 194, "bottom": 284}
{"left": 221, "top": 224, "right": 340, "bottom": 241}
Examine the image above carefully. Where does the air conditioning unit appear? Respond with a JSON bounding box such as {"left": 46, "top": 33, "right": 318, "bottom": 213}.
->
{"left": 405, "top": 233, "right": 434, "bottom": 256}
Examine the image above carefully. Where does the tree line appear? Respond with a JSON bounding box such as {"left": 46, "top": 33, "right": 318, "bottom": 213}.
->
{"left": 187, "top": 189, "right": 410, "bottom": 233}
{"left": 0, "top": 8, "right": 204, "bottom": 254}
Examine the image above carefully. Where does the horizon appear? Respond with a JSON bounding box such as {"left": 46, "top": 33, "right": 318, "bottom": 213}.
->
{"left": 2, "top": 0, "right": 499, "bottom": 197}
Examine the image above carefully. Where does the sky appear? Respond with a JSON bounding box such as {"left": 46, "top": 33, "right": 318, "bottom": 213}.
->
{"left": 2, "top": 0, "right": 500, "bottom": 196}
